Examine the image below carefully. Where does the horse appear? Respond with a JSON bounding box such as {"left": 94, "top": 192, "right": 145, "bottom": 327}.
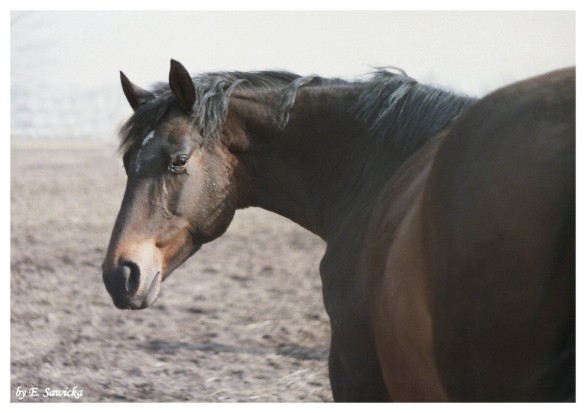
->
{"left": 102, "top": 59, "right": 575, "bottom": 402}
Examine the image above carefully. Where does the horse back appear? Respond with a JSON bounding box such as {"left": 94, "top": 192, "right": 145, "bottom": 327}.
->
{"left": 422, "top": 67, "right": 575, "bottom": 401}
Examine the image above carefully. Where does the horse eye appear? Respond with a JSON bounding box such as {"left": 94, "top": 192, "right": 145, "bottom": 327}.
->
{"left": 169, "top": 155, "right": 189, "bottom": 173}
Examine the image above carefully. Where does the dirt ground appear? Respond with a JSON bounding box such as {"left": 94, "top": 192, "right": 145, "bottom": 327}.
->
{"left": 10, "top": 141, "right": 332, "bottom": 402}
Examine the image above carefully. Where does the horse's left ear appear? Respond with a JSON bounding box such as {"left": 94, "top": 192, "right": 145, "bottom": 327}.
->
{"left": 169, "top": 59, "right": 196, "bottom": 112}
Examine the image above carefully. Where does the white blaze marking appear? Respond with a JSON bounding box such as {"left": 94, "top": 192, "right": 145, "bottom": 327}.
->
{"left": 142, "top": 130, "right": 156, "bottom": 147}
{"left": 135, "top": 130, "right": 156, "bottom": 173}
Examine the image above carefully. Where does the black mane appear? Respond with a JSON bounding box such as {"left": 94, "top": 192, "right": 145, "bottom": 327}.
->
{"left": 120, "top": 70, "right": 301, "bottom": 154}
{"left": 353, "top": 71, "right": 475, "bottom": 154}
{"left": 119, "top": 68, "right": 475, "bottom": 156}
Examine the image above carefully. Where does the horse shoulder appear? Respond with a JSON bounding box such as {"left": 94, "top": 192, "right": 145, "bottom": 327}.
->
{"left": 363, "top": 132, "right": 448, "bottom": 400}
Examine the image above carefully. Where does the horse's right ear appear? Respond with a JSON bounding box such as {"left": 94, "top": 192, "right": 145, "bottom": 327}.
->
{"left": 120, "top": 71, "right": 155, "bottom": 111}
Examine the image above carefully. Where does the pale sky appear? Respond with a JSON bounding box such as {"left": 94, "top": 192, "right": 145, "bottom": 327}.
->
{"left": 10, "top": 10, "right": 576, "bottom": 139}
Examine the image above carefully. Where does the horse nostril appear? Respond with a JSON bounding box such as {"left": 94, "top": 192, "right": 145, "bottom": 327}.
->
{"left": 119, "top": 262, "right": 141, "bottom": 294}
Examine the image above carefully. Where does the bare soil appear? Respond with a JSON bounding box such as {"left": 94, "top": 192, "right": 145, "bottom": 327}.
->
{"left": 10, "top": 142, "right": 332, "bottom": 402}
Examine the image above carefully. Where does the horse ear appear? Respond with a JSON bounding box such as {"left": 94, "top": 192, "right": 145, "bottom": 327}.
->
{"left": 169, "top": 59, "right": 196, "bottom": 112}
{"left": 120, "top": 71, "right": 154, "bottom": 111}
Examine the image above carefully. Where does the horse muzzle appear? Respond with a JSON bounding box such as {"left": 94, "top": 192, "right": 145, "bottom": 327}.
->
{"left": 101, "top": 227, "right": 200, "bottom": 310}
{"left": 102, "top": 262, "right": 162, "bottom": 309}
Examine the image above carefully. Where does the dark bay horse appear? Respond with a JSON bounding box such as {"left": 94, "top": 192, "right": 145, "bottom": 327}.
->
{"left": 102, "top": 59, "right": 575, "bottom": 401}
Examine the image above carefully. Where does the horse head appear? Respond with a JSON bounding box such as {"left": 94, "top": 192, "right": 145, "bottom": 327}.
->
{"left": 102, "top": 60, "right": 240, "bottom": 309}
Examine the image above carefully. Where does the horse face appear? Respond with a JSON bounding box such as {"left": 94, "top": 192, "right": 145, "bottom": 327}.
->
{"left": 102, "top": 61, "right": 239, "bottom": 309}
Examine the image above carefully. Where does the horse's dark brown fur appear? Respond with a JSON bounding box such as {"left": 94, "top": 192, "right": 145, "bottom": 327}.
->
{"left": 365, "top": 68, "right": 575, "bottom": 401}
{"left": 102, "top": 60, "right": 575, "bottom": 401}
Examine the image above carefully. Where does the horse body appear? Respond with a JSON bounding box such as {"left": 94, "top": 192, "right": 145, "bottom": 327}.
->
{"left": 365, "top": 67, "right": 575, "bottom": 401}
{"left": 425, "top": 68, "right": 575, "bottom": 401}
{"left": 102, "top": 60, "right": 574, "bottom": 401}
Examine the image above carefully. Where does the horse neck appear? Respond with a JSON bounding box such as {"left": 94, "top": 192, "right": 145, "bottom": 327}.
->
{"left": 232, "top": 86, "right": 412, "bottom": 240}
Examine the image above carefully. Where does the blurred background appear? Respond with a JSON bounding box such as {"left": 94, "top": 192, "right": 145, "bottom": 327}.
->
{"left": 11, "top": 10, "right": 575, "bottom": 141}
